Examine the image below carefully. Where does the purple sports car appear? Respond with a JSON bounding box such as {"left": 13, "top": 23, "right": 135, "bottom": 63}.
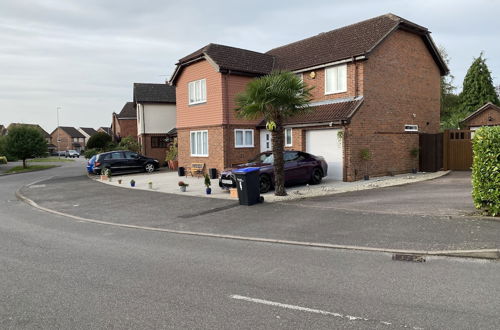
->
{"left": 219, "top": 150, "right": 328, "bottom": 193}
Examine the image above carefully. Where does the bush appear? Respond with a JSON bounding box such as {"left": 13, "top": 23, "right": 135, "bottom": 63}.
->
{"left": 472, "top": 126, "right": 500, "bottom": 216}
{"left": 87, "top": 132, "right": 112, "bottom": 150}
{"left": 84, "top": 148, "right": 100, "bottom": 159}
{"left": 118, "top": 136, "right": 140, "bottom": 152}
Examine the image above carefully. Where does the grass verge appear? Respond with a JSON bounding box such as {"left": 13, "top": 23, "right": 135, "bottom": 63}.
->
{"left": 5, "top": 165, "right": 59, "bottom": 174}
{"left": 30, "top": 157, "right": 75, "bottom": 163}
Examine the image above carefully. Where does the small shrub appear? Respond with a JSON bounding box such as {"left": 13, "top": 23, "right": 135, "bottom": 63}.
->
{"left": 87, "top": 132, "right": 112, "bottom": 150}
{"left": 84, "top": 148, "right": 100, "bottom": 159}
{"left": 472, "top": 126, "right": 500, "bottom": 216}
{"left": 118, "top": 136, "right": 140, "bottom": 152}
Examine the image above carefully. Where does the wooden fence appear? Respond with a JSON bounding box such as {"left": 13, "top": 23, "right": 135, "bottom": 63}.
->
{"left": 443, "top": 130, "right": 473, "bottom": 171}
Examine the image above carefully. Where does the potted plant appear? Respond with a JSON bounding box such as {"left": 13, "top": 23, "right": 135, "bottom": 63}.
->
{"left": 178, "top": 180, "right": 188, "bottom": 192}
{"left": 148, "top": 181, "right": 153, "bottom": 189}
{"left": 130, "top": 179, "right": 136, "bottom": 187}
{"left": 118, "top": 179, "right": 122, "bottom": 184}
{"left": 360, "top": 148, "right": 372, "bottom": 180}
{"left": 409, "top": 147, "right": 419, "bottom": 174}
{"left": 204, "top": 173, "right": 212, "bottom": 195}
{"left": 105, "top": 168, "right": 112, "bottom": 182}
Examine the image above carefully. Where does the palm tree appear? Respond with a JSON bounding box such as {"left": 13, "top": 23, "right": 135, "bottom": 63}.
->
{"left": 235, "top": 71, "right": 313, "bottom": 196}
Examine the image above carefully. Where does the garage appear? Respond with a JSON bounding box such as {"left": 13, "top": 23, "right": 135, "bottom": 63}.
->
{"left": 306, "top": 129, "right": 343, "bottom": 180}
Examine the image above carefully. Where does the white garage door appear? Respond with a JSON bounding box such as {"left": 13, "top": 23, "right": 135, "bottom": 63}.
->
{"left": 306, "top": 129, "right": 343, "bottom": 180}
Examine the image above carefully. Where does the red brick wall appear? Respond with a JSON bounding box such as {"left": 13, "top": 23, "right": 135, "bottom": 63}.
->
{"left": 50, "top": 128, "right": 74, "bottom": 152}
{"left": 345, "top": 29, "right": 441, "bottom": 181}
{"left": 138, "top": 133, "right": 168, "bottom": 165}
{"left": 118, "top": 119, "right": 138, "bottom": 139}
{"left": 300, "top": 62, "right": 364, "bottom": 102}
{"left": 463, "top": 107, "right": 499, "bottom": 128}
{"left": 176, "top": 60, "right": 224, "bottom": 128}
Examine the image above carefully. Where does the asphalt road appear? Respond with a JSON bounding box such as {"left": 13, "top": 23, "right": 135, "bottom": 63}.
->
{"left": 1, "top": 161, "right": 500, "bottom": 329}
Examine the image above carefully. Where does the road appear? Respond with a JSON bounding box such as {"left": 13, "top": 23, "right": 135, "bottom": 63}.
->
{"left": 1, "top": 160, "right": 499, "bottom": 329}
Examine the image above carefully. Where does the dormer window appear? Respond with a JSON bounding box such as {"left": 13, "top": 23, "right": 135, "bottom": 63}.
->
{"left": 188, "top": 79, "right": 207, "bottom": 105}
{"left": 325, "top": 64, "right": 347, "bottom": 94}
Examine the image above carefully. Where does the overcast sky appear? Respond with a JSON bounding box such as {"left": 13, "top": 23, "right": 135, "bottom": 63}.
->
{"left": 1, "top": 0, "right": 499, "bottom": 132}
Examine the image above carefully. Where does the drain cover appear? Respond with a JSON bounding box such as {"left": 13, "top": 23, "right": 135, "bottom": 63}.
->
{"left": 392, "top": 254, "right": 426, "bottom": 262}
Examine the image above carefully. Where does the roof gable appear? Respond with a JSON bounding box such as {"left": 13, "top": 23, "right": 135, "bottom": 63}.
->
{"left": 58, "top": 126, "right": 85, "bottom": 138}
{"left": 133, "top": 83, "right": 176, "bottom": 103}
{"left": 79, "top": 127, "right": 98, "bottom": 136}
{"left": 461, "top": 102, "right": 500, "bottom": 124}
{"left": 117, "top": 102, "right": 137, "bottom": 118}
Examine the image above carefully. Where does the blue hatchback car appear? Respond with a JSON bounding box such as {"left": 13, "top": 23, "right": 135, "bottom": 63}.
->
{"left": 86, "top": 155, "right": 96, "bottom": 174}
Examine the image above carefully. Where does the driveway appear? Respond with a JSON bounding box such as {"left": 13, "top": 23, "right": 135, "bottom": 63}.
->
{"left": 283, "top": 171, "right": 476, "bottom": 217}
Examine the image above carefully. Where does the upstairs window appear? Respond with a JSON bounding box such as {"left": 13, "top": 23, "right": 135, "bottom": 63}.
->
{"left": 188, "top": 79, "right": 207, "bottom": 105}
{"left": 235, "top": 129, "right": 254, "bottom": 148}
{"left": 325, "top": 64, "right": 347, "bottom": 94}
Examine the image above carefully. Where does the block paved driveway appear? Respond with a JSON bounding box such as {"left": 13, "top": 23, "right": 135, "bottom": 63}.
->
{"left": 282, "top": 171, "right": 476, "bottom": 217}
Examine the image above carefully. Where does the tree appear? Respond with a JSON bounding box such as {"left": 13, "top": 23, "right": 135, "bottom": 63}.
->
{"left": 460, "top": 53, "right": 499, "bottom": 116}
{"left": 118, "top": 136, "right": 140, "bottom": 152}
{"left": 235, "top": 71, "right": 313, "bottom": 196}
{"left": 438, "top": 46, "right": 461, "bottom": 129}
{"left": 5, "top": 125, "right": 47, "bottom": 168}
{"left": 86, "top": 132, "right": 112, "bottom": 150}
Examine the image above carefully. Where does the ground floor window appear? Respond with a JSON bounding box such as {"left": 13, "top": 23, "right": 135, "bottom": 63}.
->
{"left": 285, "top": 128, "right": 293, "bottom": 146}
{"left": 235, "top": 129, "right": 254, "bottom": 148}
{"left": 151, "top": 136, "right": 168, "bottom": 148}
{"left": 190, "top": 130, "right": 208, "bottom": 156}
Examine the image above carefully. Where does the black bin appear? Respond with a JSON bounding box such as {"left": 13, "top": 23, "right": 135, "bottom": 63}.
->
{"left": 209, "top": 168, "right": 217, "bottom": 179}
{"left": 233, "top": 167, "right": 263, "bottom": 206}
{"left": 178, "top": 166, "right": 185, "bottom": 176}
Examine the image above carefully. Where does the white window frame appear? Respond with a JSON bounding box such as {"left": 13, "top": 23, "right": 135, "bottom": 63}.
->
{"left": 325, "top": 64, "right": 347, "bottom": 95}
{"left": 190, "top": 130, "right": 208, "bottom": 157}
{"left": 285, "top": 128, "right": 293, "bottom": 147}
{"left": 234, "top": 129, "right": 254, "bottom": 148}
{"left": 404, "top": 124, "right": 419, "bottom": 132}
{"left": 188, "top": 79, "right": 207, "bottom": 105}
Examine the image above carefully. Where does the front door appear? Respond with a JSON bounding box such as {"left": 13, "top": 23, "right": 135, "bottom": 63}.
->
{"left": 260, "top": 130, "right": 272, "bottom": 152}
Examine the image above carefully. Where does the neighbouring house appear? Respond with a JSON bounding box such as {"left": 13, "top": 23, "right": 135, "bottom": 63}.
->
{"left": 78, "top": 127, "right": 99, "bottom": 147}
{"left": 460, "top": 102, "right": 500, "bottom": 130}
{"left": 134, "top": 83, "right": 176, "bottom": 162}
{"left": 98, "top": 127, "right": 112, "bottom": 135}
{"left": 50, "top": 126, "right": 86, "bottom": 153}
{"left": 169, "top": 13, "right": 447, "bottom": 181}
{"left": 111, "top": 102, "right": 137, "bottom": 142}
{"left": 6, "top": 123, "right": 55, "bottom": 154}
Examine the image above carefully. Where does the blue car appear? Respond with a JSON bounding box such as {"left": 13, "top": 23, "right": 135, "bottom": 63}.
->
{"left": 86, "top": 155, "right": 96, "bottom": 174}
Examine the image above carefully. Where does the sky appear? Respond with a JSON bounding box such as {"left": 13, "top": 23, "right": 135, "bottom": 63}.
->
{"left": 0, "top": 0, "right": 499, "bottom": 133}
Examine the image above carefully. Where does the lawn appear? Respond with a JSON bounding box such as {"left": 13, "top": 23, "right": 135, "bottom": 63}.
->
{"left": 4, "top": 164, "right": 60, "bottom": 174}
{"left": 30, "top": 157, "right": 75, "bottom": 162}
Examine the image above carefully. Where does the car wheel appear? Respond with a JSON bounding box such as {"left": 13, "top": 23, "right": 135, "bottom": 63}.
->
{"left": 145, "top": 163, "right": 155, "bottom": 173}
{"left": 310, "top": 167, "right": 323, "bottom": 185}
{"left": 259, "top": 174, "right": 272, "bottom": 193}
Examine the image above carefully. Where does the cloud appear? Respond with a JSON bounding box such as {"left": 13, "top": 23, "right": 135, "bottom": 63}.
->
{"left": 0, "top": 0, "right": 498, "bottom": 131}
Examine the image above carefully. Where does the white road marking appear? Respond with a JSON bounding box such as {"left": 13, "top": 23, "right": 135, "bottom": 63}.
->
{"left": 230, "top": 294, "right": 423, "bottom": 329}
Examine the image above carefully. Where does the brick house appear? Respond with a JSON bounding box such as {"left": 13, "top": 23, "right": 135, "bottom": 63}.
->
{"left": 460, "top": 102, "right": 500, "bottom": 130}
{"left": 111, "top": 102, "right": 137, "bottom": 142}
{"left": 98, "top": 127, "right": 112, "bottom": 135}
{"left": 78, "top": 127, "right": 98, "bottom": 147}
{"left": 170, "top": 13, "right": 448, "bottom": 181}
{"left": 134, "top": 83, "right": 176, "bottom": 161}
{"left": 50, "top": 126, "right": 86, "bottom": 153}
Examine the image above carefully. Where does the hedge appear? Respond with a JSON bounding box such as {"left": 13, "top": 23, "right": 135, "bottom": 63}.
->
{"left": 472, "top": 126, "right": 500, "bottom": 216}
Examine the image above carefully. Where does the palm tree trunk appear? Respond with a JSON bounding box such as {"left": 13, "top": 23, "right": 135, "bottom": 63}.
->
{"left": 272, "top": 120, "right": 286, "bottom": 196}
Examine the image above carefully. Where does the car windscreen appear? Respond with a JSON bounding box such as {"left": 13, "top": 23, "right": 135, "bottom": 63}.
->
{"left": 250, "top": 153, "right": 273, "bottom": 164}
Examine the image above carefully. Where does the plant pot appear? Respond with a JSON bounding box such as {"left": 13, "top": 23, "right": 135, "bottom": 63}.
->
{"left": 148, "top": 183, "right": 153, "bottom": 189}
{"left": 171, "top": 160, "right": 178, "bottom": 170}
{"left": 130, "top": 182, "right": 135, "bottom": 187}
{"left": 411, "top": 168, "right": 417, "bottom": 174}
{"left": 118, "top": 179, "right": 122, "bottom": 184}
{"left": 364, "top": 175, "right": 370, "bottom": 180}
{"left": 180, "top": 185, "right": 186, "bottom": 192}
{"left": 206, "top": 187, "right": 212, "bottom": 195}
{"left": 100, "top": 175, "right": 107, "bottom": 181}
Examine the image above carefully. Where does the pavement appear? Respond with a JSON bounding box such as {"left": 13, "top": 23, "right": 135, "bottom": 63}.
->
{"left": 17, "top": 163, "right": 500, "bottom": 253}
{"left": 2, "top": 161, "right": 500, "bottom": 329}
{"left": 97, "top": 167, "right": 451, "bottom": 202}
